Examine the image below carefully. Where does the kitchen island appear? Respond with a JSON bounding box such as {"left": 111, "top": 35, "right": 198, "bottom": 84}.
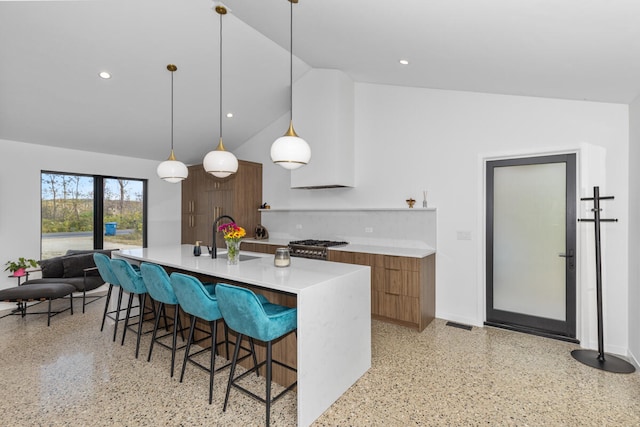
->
{"left": 115, "top": 245, "right": 371, "bottom": 427}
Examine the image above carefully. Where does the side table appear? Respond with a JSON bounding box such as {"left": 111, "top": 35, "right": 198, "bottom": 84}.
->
{"left": 6, "top": 269, "right": 37, "bottom": 314}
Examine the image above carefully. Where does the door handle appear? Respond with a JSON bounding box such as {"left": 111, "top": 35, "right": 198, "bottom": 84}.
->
{"left": 559, "top": 250, "right": 575, "bottom": 271}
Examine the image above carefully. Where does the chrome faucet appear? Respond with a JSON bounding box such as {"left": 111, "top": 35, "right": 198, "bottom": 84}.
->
{"left": 211, "top": 215, "right": 236, "bottom": 259}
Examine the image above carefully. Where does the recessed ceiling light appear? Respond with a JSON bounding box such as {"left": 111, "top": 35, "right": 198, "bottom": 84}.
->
{"left": 226, "top": 112, "right": 233, "bottom": 118}
{"left": 99, "top": 71, "right": 112, "bottom": 79}
{"left": 399, "top": 59, "right": 409, "bottom": 65}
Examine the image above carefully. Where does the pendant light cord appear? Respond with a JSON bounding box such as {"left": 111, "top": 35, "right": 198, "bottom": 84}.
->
{"left": 170, "top": 67, "right": 174, "bottom": 152}
{"left": 219, "top": 10, "right": 223, "bottom": 141}
{"left": 289, "top": 0, "right": 293, "bottom": 123}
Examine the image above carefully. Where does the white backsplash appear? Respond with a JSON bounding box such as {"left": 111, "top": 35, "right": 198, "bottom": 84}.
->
{"left": 260, "top": 209, "right": 436, "bottom": 250}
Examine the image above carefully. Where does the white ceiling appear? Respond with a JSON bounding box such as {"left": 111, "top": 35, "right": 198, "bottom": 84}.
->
{"left": 2, "top": 0, "right": 640, "bottom": 165}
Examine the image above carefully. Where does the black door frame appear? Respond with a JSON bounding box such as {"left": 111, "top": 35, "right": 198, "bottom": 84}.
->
{"left": 485, "top": 154, "right": 578, "bottom": 342}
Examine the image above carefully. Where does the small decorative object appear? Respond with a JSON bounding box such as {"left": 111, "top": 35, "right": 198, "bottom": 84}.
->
{"left": 193, "top": 241, "right": 202, "bottom": 257}
{"left": 423, "top": 190, "right": 428, "bottom": 208}
{"left": 4, "top": 257, "right": 38, "bottom": 277}
{"left": 218, "top": 222, "right": 246, "bottom": 265}
{"left": 255, "top": 224, "right": 269, "bottom": 240}
{"left": 406, "top": 198, "right": 416, "bottom": 208}
{"left": 274, "top": 248, "right": 291, "bottom": 268}
{"left": 260, "top": 202, "right": 271, "bottom": 210}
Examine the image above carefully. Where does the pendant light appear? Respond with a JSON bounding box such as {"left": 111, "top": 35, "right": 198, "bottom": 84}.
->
{"left": 157, "top": 64, "right": 189, "bottom": 183}
{"left": 270, "top": 0, "right": 311, "bottom": 170}
{"left": 203, "top": 5, "right": 239, "bottom": 179}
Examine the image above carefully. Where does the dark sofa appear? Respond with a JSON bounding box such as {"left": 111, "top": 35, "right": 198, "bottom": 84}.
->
{"left": 22, "top": 249, "right": 115, "bottom": 312}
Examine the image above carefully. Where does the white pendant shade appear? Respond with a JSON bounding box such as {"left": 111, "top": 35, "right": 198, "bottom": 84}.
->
{"left": 203, "top": 6, "right": 238, "bottom": 180}
{"left": 158, "top": 64, "right": 187, "bottom": 184}
{"left": 272, "top": 0, "right": 310, "bottom": 170}
{"left": 157, "top": 156, "right": 188, "bottom": 183}
{"left": 203, "top": 139, "right": 239, "bottom": 178}
{"left": 271, "top": 133, "right": 311, "bottom": 170}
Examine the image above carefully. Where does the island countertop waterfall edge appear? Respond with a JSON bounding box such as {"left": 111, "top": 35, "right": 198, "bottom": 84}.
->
{"left": 115, "top": 245, "right": 372, "bottom": 427}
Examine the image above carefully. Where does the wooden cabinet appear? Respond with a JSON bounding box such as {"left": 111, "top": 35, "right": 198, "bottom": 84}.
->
{"left": 328, "top": 250, "right": 435, "bottom": 331}
{"left": 182, "top": 160, "right": 262, "bottom": 247}
{"left": 240, "top": 242, "right": 281, "bottom": 255}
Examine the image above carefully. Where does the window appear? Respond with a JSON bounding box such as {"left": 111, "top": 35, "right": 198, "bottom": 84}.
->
{"left": 41, "top": 171, "right": 147, "bottom": 259}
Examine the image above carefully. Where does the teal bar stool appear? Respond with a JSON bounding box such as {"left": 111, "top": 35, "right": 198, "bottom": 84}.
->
{"left": 170, "top": 273, "right": 258, "bottom": 405}
{"left": 215, "top": 283, "right": 298, "bottom": 427}
{"left": 94, "top": 253, "right": 126, "bottom": 342}
{"left": 139, "top": 262, "right": 191, "bottom": 377}
{"left": 111, "top": 259, "right": 156, "bottom": 359}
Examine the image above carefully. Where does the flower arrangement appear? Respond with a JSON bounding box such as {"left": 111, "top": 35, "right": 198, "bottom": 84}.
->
{"left": 218, "top": 222, "right": 246, "bottom": 264}
{"left": 218, "top": 222, "right": 246, "bottom": 242}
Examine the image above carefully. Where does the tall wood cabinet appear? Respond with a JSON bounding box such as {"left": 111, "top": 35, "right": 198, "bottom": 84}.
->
{"left": 328, "top": 250, "right": 435, "bottom": 331}
{"left": 181, "top": 160, "right": 262, "bottom": 247}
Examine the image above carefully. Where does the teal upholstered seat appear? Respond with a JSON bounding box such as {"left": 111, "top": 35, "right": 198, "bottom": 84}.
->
{"left": 215, "top": 283, "right": 297, "bottom": 427}
{"left": 170, "top": 273, "right": 254, "bottom": 405}
{"left": 215, "top": 284, "right": 297, "bottom": 342}
{"left": 111, "top": 258, "right": 155, "bottom": 359}
{"left": 140, "top": 262, "right": 190, "bottom": 377}
{"left": 94, "top": 253, "right": 126, "bottom": 342}
{"left": 171, "top": 273, "right": 222, "bottom": 321}
{"left": 140, "top": 263, "right": 179, "bottom": 305}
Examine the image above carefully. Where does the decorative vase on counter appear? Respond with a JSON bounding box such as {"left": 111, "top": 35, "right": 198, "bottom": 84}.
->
{"left": 225, "top": 240, "right": 241, "bottom": 265}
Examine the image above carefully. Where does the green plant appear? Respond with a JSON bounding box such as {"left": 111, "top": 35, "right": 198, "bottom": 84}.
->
{"left": 4, "top": 257, "right": 39, "bottom": 273}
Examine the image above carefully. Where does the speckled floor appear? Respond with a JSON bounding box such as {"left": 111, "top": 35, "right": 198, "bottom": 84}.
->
{"left": 0, "top": 295, "right": 639, "bottom": 426}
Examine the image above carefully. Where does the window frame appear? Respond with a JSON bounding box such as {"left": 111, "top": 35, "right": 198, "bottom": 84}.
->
{"left": 41, "top": 170, "right": 148, "bottom": 257}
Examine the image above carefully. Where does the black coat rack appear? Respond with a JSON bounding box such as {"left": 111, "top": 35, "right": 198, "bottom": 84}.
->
{"left": 572, "top": 186, "right": 635, "bottom": 373}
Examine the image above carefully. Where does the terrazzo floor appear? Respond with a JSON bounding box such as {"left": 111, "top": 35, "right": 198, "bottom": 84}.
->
{"left": 1, "top": 295, "right": 639, "bottom": 426}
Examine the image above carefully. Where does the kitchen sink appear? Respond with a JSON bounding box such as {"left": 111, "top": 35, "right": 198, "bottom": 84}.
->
{"left": 217, "top": 253, "right": 260, "bottom": 262}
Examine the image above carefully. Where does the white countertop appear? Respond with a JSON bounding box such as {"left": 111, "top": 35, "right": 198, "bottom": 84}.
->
{"left": 243, "top": 238, "right": 435, "bottom": 258}
{"left": 330, "top": 244, "right": 435, "bottom": 258}
{"left": 115, "top": 245, "right": 369, "bottom": 295}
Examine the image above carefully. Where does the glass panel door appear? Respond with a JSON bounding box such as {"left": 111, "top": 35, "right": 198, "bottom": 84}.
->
{"left": 103, "top": 178, "right": 145, "bottom": 251}
{"left": 486, "top": 154, "right": 576, "bottom": 340}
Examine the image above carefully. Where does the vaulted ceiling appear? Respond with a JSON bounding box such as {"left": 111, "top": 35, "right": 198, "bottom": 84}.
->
{"left": 2, "top": 0, "right": 639, "bottom": 165}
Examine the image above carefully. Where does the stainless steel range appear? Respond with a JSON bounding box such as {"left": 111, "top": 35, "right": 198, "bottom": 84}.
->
{"left": 288, "top": 239, "right": 349, "bottom": 260}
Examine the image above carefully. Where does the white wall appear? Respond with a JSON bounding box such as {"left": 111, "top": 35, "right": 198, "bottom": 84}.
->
{"left": 236, "top": 83, "right": 631, "bottom": 355}
{"left": 0, "top": 139, "right": 182, "bottom": 291}
{"left": 629, "top": 96, "right": 640, "bottom": 365}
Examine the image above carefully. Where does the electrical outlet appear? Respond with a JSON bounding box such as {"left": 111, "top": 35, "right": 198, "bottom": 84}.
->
{"left": 295, "top": 224, "right": 303, "bottom": 230}
{"left": 457, "top": 231, "right": 472, "bottom": 240}
{"left": 365, "top": 227, "right": 373, "bottom": 233}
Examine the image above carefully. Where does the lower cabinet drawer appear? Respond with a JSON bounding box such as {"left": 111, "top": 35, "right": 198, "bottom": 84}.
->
{"left": 373, "top": 291, "right": 419, "bottom": 324}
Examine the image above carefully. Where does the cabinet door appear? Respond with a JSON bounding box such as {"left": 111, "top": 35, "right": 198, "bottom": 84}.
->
{"left": 183, "top": 166, "right": 211, "bottom": 215}
{"left": 377, "top": 292, "right": 419, "bottom": 324}
{"left": 385, "top": 256, "right": 420, "bottom": 297}
{"left": 233, "top": 160, "right": 262, "bottom": 239}
{"left": 354, "top": 252, "right": 370, "bottom": 266}
{"left": 181, "top": 167, "right": 198, "bottom": 214}
{"left": 241, "top": 242, "right": 256, "bottom": 252}
{"left": 182, "top": 162, "right": 263, "bottom": 247}
{"left": 265, "top": 244, "right": 281, "bottom": 254}
{"left": 183, "top": 214, "right": 211, "bottom": 246}
{"left": 327, "top": 251, "right": 355, "bottom": 264}
{"left": 376, "top": 256, "right": 420, "bottom": 325}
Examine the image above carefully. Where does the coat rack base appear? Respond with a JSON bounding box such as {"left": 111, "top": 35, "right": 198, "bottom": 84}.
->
{"left": 571, "top": 349, "right": 636, "bottom": 374}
